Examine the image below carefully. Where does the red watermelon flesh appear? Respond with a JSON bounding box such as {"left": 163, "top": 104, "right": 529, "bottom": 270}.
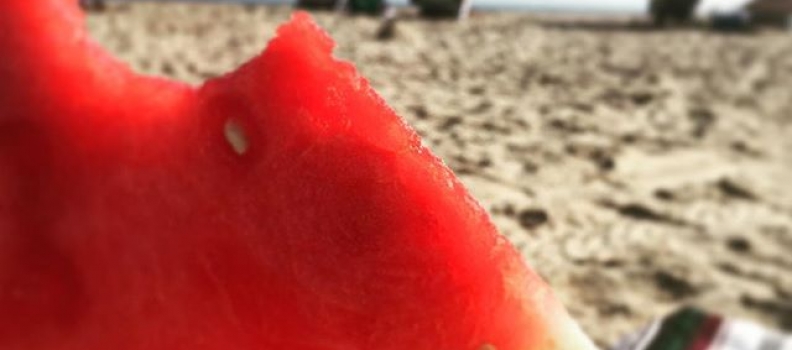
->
{"left": 0, "top": 1, "right": 597, "bottom": 349}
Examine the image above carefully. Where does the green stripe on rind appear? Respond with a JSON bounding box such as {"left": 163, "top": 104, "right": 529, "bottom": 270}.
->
{"left": 646, "top": 307, "right": 707, "bottom": 350}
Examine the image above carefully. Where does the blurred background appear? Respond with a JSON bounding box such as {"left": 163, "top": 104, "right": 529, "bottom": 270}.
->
{"left": 83, "top": 0, "right": 791, "bottom": 346}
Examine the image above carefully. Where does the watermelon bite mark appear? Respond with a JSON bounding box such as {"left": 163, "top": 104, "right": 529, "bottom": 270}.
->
{"left": 0, "top": 1, "right": 598, "bottom": 349}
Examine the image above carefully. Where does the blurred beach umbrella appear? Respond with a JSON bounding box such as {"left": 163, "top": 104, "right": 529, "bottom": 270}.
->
{"left": 650, "top": 0, "right": 702, "bottom": 25}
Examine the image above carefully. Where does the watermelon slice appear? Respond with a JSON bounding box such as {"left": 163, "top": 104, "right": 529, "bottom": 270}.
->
{"left": 0, "top": 1, "right": 597, "bottom": 349}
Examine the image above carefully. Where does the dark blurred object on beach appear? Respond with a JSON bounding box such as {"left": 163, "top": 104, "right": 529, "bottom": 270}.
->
{"left": 708, "top": 0, "right": 792, "bottom": 32}
{"left": 298, "top": 0, "right": 385, "bottom": 15}
{"left": 710, "top": 11, "right": 752, "bottom": 32}
{"left": 349, "top": 0, "right": 385, "bottom": 15}
{"left": 296, "top": 0, "right": 337, "bottom": 11}
{"left": 649, "top": 0, "right": 701, "bottom": 26}
{"left": 410, "top": 0, "right": 470, "bottom": 19}
{"left": 376, "top": 6, "right": 399, "bottom": 40}
{"left": 747, "top": 0, "right": 792, "bottom": 27}
{"left": 79, "top": 0, "right": 106, "bottom": 12}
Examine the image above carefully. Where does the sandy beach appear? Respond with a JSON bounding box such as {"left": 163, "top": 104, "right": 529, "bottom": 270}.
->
{"left": 87, "top": 4, "right": 792, "bottom": 346}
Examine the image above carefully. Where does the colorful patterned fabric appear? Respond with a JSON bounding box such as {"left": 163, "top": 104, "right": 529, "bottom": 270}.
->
{"left": 613, "top": 307, "right": 792, "bottom": 350}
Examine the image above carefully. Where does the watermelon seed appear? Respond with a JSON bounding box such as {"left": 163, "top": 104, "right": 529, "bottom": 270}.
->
{"left": 224, "top": 119, "right": 249, "bottom": 155}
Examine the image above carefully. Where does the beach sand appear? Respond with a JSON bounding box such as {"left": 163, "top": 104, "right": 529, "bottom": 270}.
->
{"left": 87, "top": 4, "right": 792, "bottom": 346}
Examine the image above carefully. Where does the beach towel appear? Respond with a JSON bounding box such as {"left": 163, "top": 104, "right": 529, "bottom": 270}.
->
{"left": 612, "top": 307, "right": 792, "bottom": 350}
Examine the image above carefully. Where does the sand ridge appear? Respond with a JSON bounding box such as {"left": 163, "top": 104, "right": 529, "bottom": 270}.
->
{"left": 87, "top": 4, "right": 792, "bottom": 346}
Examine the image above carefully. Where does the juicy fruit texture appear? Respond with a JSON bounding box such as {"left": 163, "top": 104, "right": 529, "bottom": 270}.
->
{"left": 0, "top": 1, "right": 597, "bottom": 349}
